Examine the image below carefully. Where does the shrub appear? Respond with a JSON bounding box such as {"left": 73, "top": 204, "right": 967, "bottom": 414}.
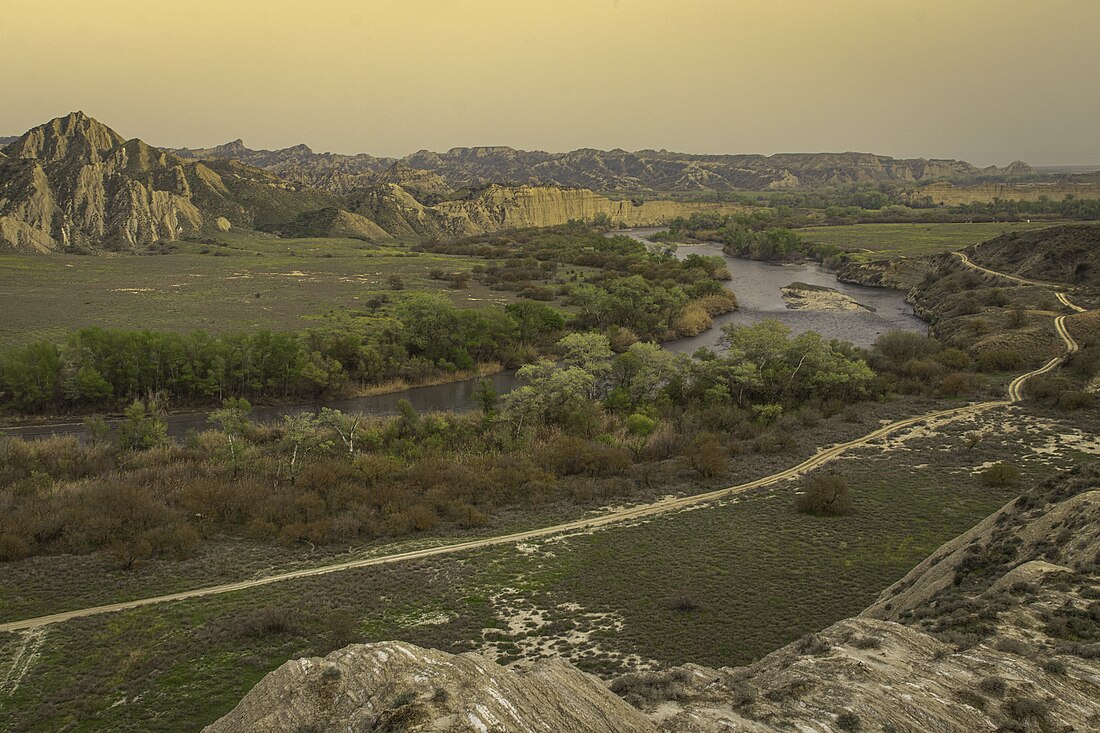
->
{"left": 1041, "top": 658, "right": 1067, "bottom": 675}
{"left": 835, "top": 711, "right": 861, "bottom": 731}
{"left": 977, "top": 349, "right": 1023, "bottom": 373}
{"left": 851, "top": 635, "right": 883, "bottom": 650}
{"left": 235, "top": 606, "right": 299, "bottom": 638}
{"left": 981, "top": 462, "right": 1021, "bottom": 488}
{"left": 796, "top": 473, "right": 853, "bottom": 516}
{"left": 978, "top": 675, "right": 1006, "bottom": 697}
{"left": 1004, "top": 697, "right": 1047, "bottom": 721}
{"left": 684, "top": 433, "right": 727, "bottom": 478}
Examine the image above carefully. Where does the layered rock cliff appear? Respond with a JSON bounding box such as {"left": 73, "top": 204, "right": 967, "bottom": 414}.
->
{"left": 350, "top": 183, "right": 747, "bottom": 239}
{"left": 906, "top": 180, "right": 1100, "bottom": 205}
{"left": 208, "top": 466, "right": 1100, "bottom": 732}
{"left": 0, "top": 113, "right": 340, "bottom": 252}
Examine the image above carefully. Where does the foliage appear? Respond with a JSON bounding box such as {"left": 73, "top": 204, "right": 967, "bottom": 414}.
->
{"left": 796, "top": 473, "right": 853, "bottom": 516}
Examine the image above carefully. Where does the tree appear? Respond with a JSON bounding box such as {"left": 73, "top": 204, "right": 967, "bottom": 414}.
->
{"left": 319, "top": 408, "right": 362, "bottom": 456}
{"left": 796, "top": 473, "right": 853, "bottom": 515}
{"left": 504, "top": 301, "right": 566, "bottom": 344}
{"left": 209, "top": 397, "right": 252, "bottom": 473}
{"left": 281, "top": 412, "right": 324, "bottom": 480}
{"left": 0, "top": 341, "right": 62, "bottom": 412}
{"left": 609, "top": 342, "right": 682, "bottom": 408}
{"left": 558, "top": 332, "right": 613, "bottom": 369}
{"left": 116, "top": 399, "right": 168, "bottom": 451}
{"left": 503, "top": 361, "right": 594, "bottom": 432}
{"left": 473, "top": 379, "right": 499, "bottom": 415}
{"left": 63, "top": 366, "right": 113, "bottom": 404}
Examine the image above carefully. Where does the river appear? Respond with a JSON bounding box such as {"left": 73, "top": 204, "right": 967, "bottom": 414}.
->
{"left": 1, "top": 229, "right": 924, "bottom": 440}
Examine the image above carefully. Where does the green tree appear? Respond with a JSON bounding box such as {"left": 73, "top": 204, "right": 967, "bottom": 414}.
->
{"left": 209, "top": 397, "right": 252, "bottom": 473}
{"left": 117, "top": 399, "right": 168, "bottom": 451}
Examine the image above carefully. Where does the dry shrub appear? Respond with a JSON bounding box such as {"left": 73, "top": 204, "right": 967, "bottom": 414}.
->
{"left": 981, "top": 462, "right": 1021, "bottom": 488}
{"left": 642, "top": 422, "right": 682, "bottom": 457}
{"left": 670, "top": 303, "right": 712, "bottom": 338}
{"left": 539, "top": 434, "right": 630, "bottom": 477}
{"left": 234, "top": 606, "right": 299, "bottom": 638}
{"left": 684, "top": 432, "right": 727, "bottom": 478}
{"left": 796, "top": 473, "right": 853, "bottom": 516}
{"left": 694, "top": 291, "right": 739, "bottom": 315}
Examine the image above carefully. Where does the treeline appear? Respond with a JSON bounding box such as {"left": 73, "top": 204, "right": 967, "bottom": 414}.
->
{"left": 0, "top": 322, "right": 879, "bottom": 565}
{"left": 0, "top": 297, "right": 566, "bottom": 414}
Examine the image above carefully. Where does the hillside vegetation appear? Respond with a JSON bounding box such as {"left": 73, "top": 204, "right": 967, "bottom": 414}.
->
{"left": 966, "top": 224, "right": 1100, "bottom": 287}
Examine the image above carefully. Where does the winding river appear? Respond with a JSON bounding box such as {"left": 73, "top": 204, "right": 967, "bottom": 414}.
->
{"left": 1, "top": 229, "right": 924, "bottom": 440}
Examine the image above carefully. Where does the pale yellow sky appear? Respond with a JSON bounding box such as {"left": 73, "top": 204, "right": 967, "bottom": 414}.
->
{"left": 3, "top": 0, "right": 1099, "bottom": 164}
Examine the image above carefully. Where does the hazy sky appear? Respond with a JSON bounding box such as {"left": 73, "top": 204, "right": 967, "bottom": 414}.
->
{"left": 3, "top": 0, "right": 1099, "bottom": 165}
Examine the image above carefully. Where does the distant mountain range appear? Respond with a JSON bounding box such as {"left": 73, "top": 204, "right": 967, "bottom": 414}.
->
{"left": 174, "top": 140, "right": 1034, "bottom": 194}
{"left": 0, "top": 112, "right": 1048, "bottom": 253}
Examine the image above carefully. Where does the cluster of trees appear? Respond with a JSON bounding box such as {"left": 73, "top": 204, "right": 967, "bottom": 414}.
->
{"left": 0, "top": 296, "right": 567, "bottom": 414}
{"left": 420, "top": 223, "right": 737, "bottom": 340}
{"left": 0, "top": 321, "right": 878, "bottom": 565}
{"left": 664, "top": 213, "right": 838, "bottom": 263}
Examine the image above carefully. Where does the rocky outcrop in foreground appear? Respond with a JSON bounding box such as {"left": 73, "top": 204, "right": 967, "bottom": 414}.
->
{"left": 203, "top": 641, "right": 658, "bottom": 733}
{"left": 208, "top": 466, "right": 1100, "bottom": 733}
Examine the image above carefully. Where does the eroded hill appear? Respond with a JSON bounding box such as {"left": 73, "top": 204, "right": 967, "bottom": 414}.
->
{"left": 0, "top": 112, "right": 339, "bottom": 252}
{"left": 966, "top": 224, "right": 1100, "bottom": 287}
{"left": 177, "top": 140, "right": 1032, "bottom": 194}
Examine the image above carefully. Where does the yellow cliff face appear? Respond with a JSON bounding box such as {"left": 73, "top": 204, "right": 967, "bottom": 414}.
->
{"left": 431, "top": 185, "right": 745, "bottom": 235}
{"left": 911, "top": 181, "right": 1100, "bottom": 205}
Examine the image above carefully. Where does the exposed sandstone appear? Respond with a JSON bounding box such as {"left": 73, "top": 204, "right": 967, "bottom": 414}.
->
{"left": 351, "top": 183, "right": 748, "bottom": 239}
{"left": 907, "top": 180, "right": 1100, "bottom": 205}
{"left": 203, "top": 641, "right": 658, "bottom": 733}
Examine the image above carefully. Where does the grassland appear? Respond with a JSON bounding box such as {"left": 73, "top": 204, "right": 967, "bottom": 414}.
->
{"left": 0, "top": 232, "right": 539, "bottom": 348}
{"left": 795, "top": 221, "right": 1053, "bottom": 261}
{"left": 1, "top": 403, "right": 1096, "bottom": 732}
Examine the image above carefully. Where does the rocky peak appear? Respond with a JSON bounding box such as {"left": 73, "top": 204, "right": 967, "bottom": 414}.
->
{"left": 3, "top": 111, "right": 125, "bottom": 166}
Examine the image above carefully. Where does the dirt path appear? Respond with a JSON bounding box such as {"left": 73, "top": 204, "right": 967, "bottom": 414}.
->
{"left": 1057, "top": 291, "right": 1087, "bottom": 313}
{"left": 0, "top": 627, "right": 47, "bottom": 695}
{"left": 952, "top": 250, "right": 1068, "bottom": 290}
{"left": 0, "top": 294, "right": 1086, "bottom": 636}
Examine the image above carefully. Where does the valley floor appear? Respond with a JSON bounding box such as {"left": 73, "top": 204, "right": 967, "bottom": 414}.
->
{"left": 0, "top": 400, "right": 1096, "bottom": 732}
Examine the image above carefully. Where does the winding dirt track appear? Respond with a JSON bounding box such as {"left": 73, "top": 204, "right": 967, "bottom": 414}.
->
{"left": 0, "top": 280, "right": 1087, "bottom": 635}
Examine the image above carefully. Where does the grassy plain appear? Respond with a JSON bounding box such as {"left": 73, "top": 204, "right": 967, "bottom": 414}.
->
{"left": 795, "top": 221, "right": 1053, "bottom": 261}
{"left": 1, "top": 404, "right": 1096, "bottom": 732}
{"left": 0, "top": 233, "right": 533, "bottom": 348}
